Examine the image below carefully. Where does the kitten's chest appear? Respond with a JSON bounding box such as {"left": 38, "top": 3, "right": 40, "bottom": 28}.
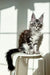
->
{"left": 31, "top": 32, "right": 41, "bottom": 43}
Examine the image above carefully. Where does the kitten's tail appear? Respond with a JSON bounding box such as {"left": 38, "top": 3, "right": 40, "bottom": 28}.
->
{"left": 6, "top": 48, "right": 19, "bottom": 71}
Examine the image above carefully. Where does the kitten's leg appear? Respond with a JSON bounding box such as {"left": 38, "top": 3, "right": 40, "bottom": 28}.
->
{"left": 23, "top": 43, "right": 30, "bottom": 54}
{"left": 34, "top": 44, "right": 40, "bottom": 54}
{"left": 32, "top": 46, "right": 35, "bottom": 54}
{"left": 29, "top": 43, "right": 35, "bottom": 54}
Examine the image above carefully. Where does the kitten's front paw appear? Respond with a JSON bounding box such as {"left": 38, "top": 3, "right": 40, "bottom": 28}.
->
{"left": 35, "top": 51, "right": 40, "bottom": 54}
{"left": 29, "top": 49, "right": 35, "bottom": 54}
{"left": 33, "top": 51, "right": 35, "bottom": 54}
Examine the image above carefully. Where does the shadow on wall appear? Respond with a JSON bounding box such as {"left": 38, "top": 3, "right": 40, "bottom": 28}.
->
{"left": 0, "top": 0, "right": 34, "bottom": 44}
{"left": 0, "top": 0, "right": 50, "bottom": 38}
{"left": 0, "top": 0, "right": 50, "bottom": 10}
{"left": 0, "top": 0, "right": 50, "bottom": 34}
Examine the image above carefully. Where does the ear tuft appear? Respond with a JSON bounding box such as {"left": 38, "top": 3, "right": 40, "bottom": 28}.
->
{"left": 39, "top": 14, "right": 44, "bottom": 24}
{"left": 31, "top": 13, "right": 36, "bottom": 22}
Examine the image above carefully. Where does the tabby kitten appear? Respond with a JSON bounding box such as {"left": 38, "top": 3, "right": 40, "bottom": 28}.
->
{"left": 29, "top": 13, "right": 43, "bottom": 54}
{"left": 6, "top": 13, "right": 43, "bottom": 71}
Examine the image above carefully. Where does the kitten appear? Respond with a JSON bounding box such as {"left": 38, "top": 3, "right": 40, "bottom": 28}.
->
{"left": 6, "top": 13, "right": 43, "bottom": 71}
{"left": 29, "top": 13, "right": 43, "bottom": 54}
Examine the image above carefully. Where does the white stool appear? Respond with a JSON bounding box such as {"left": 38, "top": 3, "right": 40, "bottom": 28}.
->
{"left": 10, "top": 53, "right": 44, "bottom": 75}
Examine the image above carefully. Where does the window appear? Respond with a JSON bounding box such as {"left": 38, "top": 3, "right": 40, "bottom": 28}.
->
{"left": 0, "top": 2, "right": 49, "bottom": 75}
{"left": 0, "top": 6, "right": 18, "bottom": 75}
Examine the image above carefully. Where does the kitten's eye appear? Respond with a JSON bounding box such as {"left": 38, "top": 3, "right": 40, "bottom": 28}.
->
{"left": 31, "top": 23, "right": 34, "bottom": 26}
{"left": 31, "top": 22, "right": 35, "bottom": 26}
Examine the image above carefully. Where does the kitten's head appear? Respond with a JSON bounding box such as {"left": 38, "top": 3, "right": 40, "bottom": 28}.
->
{"left": 29, "top": 13, "right": 44, "bottom": 32}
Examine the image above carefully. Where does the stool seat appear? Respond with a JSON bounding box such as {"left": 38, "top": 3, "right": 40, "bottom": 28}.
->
{"left": 19, "top": 53, "right": 42, "bottom": 58}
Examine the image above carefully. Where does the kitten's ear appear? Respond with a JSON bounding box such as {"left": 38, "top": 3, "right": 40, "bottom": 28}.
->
{"left": 39, "top": 14, "right": 44, "bottom": 24}
{"left": 31, "top": 13, "right": 36, "bottom": 22}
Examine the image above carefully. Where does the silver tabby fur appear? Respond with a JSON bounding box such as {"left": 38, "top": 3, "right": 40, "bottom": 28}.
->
{"left": 23, "top": 13, "right": 43, "bottom": 54}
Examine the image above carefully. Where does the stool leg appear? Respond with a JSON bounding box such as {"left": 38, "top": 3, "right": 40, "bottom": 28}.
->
{"left": 27, "top": 59, "right": 34, "bottom": 75}
{"left": 10, "top": 70, "right": 15, "bottom": 75}
{"left": 16, "top": 57, "right": 28, "bottom": 75}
